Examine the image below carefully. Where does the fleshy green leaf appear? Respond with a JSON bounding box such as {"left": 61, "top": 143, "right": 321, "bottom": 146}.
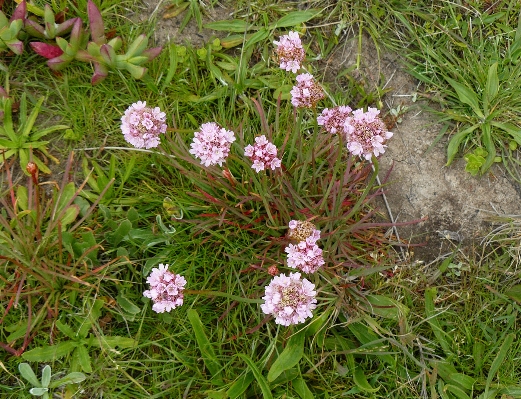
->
{"left": 293, "top": 377, "right": 314, "bottom": 399}
{"left": 504, "top": 284, "right": 521, "bottom": 303}
{"left": 353, "top": 367, "right": 379, "bottom": 392}
{"left": 204, "top": 19, "right": 250, "bottom": 32}
{"left": 226, "top": 372, "right": 254, "bottom": 399}
{"left": 446, "top": 124, "right": 479, "bottom": 166}
{"left": 49, "top": 372, "right": 86, "bottom": 388}
{"left": 22, "top": 341, "right": 78, "bottom": 362}
{"left": 484, "top": 62, "right": 499, "bottom": 113}
{"left": 271, "top": 10, "right": 320, "bottom": 28}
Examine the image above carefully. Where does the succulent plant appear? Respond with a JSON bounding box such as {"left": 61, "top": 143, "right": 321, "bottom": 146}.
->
{"left": 0, "top": 1, "right": 26, "bottom": 58}
{"left": 73, "top": 0, "right": 162, "bottom": 84}
{"left": 24, "top": 4, "right": 78, "bottom": 40}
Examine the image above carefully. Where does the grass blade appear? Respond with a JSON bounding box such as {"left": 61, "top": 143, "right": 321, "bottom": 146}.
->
{"left": 485, "top": 333, "right": 515, "bottom": 395}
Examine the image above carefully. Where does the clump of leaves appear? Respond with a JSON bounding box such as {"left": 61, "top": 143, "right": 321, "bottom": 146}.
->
{"left": 18, "top": 362, "right": 85, "bottom": 398}
{"left": 0, "top": 93, "right": 68, "bottom": 174}
{"left": 22, "top": 298, "right": 137, "bottom": 372}
{"left": 403, "top": 3, "right": 521, "bottom": 175}
{"left": 464, "top": 147, "right": 488, "bottom": 176}
{"left": 0, "top": 152, "right": 118, "bottom": 356}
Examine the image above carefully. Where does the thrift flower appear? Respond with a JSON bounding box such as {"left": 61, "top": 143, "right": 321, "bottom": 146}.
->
{"left": 343, "top": 107, "right": 393, "bottom": 160}
{"left": 121, "top": 101, "right": 167, "bottom": 149}
{"left": 285, "top": 236, "right": 325, "bottom": 274}
{"left": 317, "top": 106, "right": 353, "bottom": 135}
{"left": 290, "top": 73, "right": 325, "bottom": 108}
{"left": 143, "top": 264, "right": 186, "bottom": 313}
{"left": 244, "top": 135, "right": 282, "bottom": 172}
{"left": 287, "top": 220, "right": 320, "bottom": 243}
{"left": 189, "top": 122, "right": 236, "bottom": 167}
{"left": 273, "top": 31, "right": 305, "bottom": 73}
{"left": 261, "top": 272, "right": 317, "bottom": 326}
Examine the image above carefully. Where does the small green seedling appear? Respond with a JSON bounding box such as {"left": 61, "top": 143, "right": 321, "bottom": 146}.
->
{"left": 464, "top": 147, "right": 488, "bottom": 176}
{"left": 18, "top": 363, "right": 86, "bottom": 398}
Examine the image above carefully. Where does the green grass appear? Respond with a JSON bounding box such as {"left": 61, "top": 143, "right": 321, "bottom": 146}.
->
{"left": 2, "top": 0, "right": 521, "bottom": 398}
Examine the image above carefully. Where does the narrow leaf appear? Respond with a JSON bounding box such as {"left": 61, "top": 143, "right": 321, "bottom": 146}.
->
{"left": 74, "top": 345, "right": 92, "bottom": 373}
{"left": 226, "top": 372, "right": 254, "bottom": 399}
{"left": 293, "top": 377, "right": 314, "bottom": 399}
{"left": 187, "top": 309, "right": 223, "bottom": 384}
{"left": 49, "top": 372, "right": 86, "bottom": 388}
{"left": 444, "top": 384, "right": 471, "bottom": 399}
{"left": 425, "top": 288, "right": 453, "bottom": 356}
{"left": 267, "top": 329, "right": 305, "bottom": 382}
{"left": 485, "top": 333, "right": 515, "bottom": 394}
{"left": 353, "top": 367, "right": 379, "bottom": 392}
{"left": 504, "top": 284, "right": 521, "bottom": 303}
{"left": 204, "top": 19, "right": 250, "bottom": 32}
{"left": 271, "top": 10, "right": 320, "bottom": 28}
{"left": 445, "top": 77, "right": 484, "bottom": 119}
{"left": 446, "top": 124, "right": 479, "bottom": 166}
{"left": 237, "top": 354, "right": 273, "bottom": 399}
{"left": 484, "top": 62, "right": 499, "bottom": 110}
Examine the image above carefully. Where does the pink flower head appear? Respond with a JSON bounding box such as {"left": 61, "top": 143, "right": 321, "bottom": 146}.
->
{"left": 261, "top": 272, "right": 317, "bottom": 326}
{"left": 143, "top": 264, "right": 186, "bottom": 313}
{"left": 343, "top": 107, "right": 393, "bottom": 160}
{"left": 121, "top": 101, "right": 167, "bottom": 149}
{"left": 317, "top": 106, "right": 353, "bottom": 135}
{"left": 189, "top": 122, "right": 236, "bottom": 167}
{"left": 273, "top": 31, "right": 305, "bottom": 73}
{"left": 290, "top": 73, "right": 324, "bottom": 108}
{"left": 285, "top": 235, "right": 325, "bottom": 274}
{"left": 287, "top": 220, "right": 320, "bottom": 243}
{"left": 244, "top": 135, "right": 282, "bottom": 172}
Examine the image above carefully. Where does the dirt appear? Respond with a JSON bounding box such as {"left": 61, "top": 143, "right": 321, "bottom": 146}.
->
{"left": 136, "top": 1, "right": 521, "bottom": 263}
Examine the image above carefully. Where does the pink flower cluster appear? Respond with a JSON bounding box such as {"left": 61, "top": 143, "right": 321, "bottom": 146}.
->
{"left": 261, "top": 272, "right": 317, "bottom": 326}
{"left": 121, "top": 101, "right": 167, "bottom": 149}
{"left": 344, "top": 108, "right": 393, "bottom": 160}
{"left": 285, "top": 220, "right": 324, "bottom": 274}
{"left": 244, "top": 135, "right": 282, "bottom": 172}
{"left": 290, "top": 73, "right": 325, "bottom": 108}
{"left": 143, "top": 264, "right": 187, "bottom": 313}
{"left": 189, "top": 122, "right": 236, "bottom": 167}
{"left": 273, "top": 31, "right": 305, "bottom": 73}
{"left": 317, "top": 106, "right": 353, "bottom": 135}
{"left": 318, "top": 106, "right": 393, "bottom": 160}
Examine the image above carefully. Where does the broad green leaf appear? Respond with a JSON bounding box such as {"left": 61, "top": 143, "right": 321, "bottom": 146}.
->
{"left": 56, "top": 182, "right": 77, "bottom": 215}
{"left": 18, "top": 363, "right": 41, "bottom": 387}
{"left": 204, "top": 19, "right": 250, "bottom": 32}
{"left": 347, "top": 323, "right": 395, "bottom": 366}
{"left": 444, "top": 384, "right": 471, "bottom": 399}
{"left": 353, "top": 367, "right": 379, "bottom": 392}
{"left": 445, "top": 77, "right": 484, "bottom": 119}
{"left": 504, "top": 284, "right": 521, "bottom": 303}
{"left": 60, "top": 205, "right": 80, "bottom": 229}
{"left": 363, "top": 294, "right": 409, "bottom": 320}
{"left": 484, "top": 62, "right": 499, "bottom": 113}
{"left": 1, "top": 99, "right": 18, "bottom": 142}
{"left": 491, "top": 121, "right": 521, "bottom": 145}
{"left": 244, "top": 28, "right": 269, "bottom": 49}
{"left": 110, "top": 219, "right": 132, "bottom": 246}
{"left": 237, "top": 354, "right": 273, "bottom": 399}
{"left": 41, "top": 365, "right": 51, "bottom": 388}
{"left": 305, "top": 307, "right": 332, "bottom": 337}
{"left": 55, "top": 320, "right": 76, "bottom": 339}
{"left": 187, "top": 309, "right": 223, "bottom": 384}
{"left": 30, "top": 124, "right": 69, "bottom": 141}
{"left": 74, "top": 344, "right": 92, "bottom": 373}
{"left": 22, "top": 341, "right": 78, "bottom": 362}
{"left": 49, "top": 372, "right": 86, "bottom": 388}
{"left": 16, "top": 186, "right": 28, "bottom": 211}
{"left": 446, "top": 124, "right": 479, "bottom": 166}
{"left": 485, "top": 333, "right": 515, "bottom": 394}
{"left": 271, "top": 10, "right": 319, "bottom": 28}
{"left": 293, "top": 377, "right": 313, "bottom": 399}
{"left": 227, "top": 372, "right": 254, "bottom": 399}
{"left": 425, "top": 288, "right": 453, "bottom": 356}
{"left": 268, "top": 329, "right": 305, "bottom": 382}
{"left": 449, "top": 373, "right": 476, "bottom": 391}
{"left": 116, "top": 293, "right": 141, "bottom": 315}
